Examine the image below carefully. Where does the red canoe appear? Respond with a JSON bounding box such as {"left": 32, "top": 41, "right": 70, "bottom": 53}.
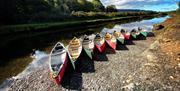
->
{"left": 94, "top": 33, "right": 105, "bottom": 53}
{"left": 104, "top": 33, "right": 116, "bottom": 50}
{"left": 49, "top": 42, "right": 68, "bottom": 85}
{"left": 123, "top": 32, "right": 130, "bottom": 40}
{"left": 121, "top": 29, "right": 130, "bottom": 40}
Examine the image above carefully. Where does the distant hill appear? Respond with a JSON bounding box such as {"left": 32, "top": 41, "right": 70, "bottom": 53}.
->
{"left": 117, "top": 9, "right": 155, "bottom": 12}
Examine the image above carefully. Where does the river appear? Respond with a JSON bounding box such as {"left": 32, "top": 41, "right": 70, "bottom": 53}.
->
{"left": 0, "top": 16, "right": 169, "bottom": 84}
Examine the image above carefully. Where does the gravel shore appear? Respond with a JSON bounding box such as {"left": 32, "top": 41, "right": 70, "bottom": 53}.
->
{"left": 2, "top": 34, "right": 180, "bottom": 91}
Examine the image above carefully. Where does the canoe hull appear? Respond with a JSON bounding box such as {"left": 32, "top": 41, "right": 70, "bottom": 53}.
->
{"left": 123, "top": 34, "right": 130, "bottom": 40}
{"left": 82, "top": 47, "right": 93, "bottom": 59}
{"left": 140, "top": 31, "right": 147, "bottom": 37}
{"left": 93, "top": 43, "right": 106, "bottom": 53}
{"left": 105, "top": 40, "right": 116, "bottom": 50}
{"left": 117, "top": 38, "right": 124, "bottom": 44}
{"left": 130, "top": 34, "right": 138, "bottom": 39}
{"left": 50, "top": 53, "right": 68, "bottom": 85}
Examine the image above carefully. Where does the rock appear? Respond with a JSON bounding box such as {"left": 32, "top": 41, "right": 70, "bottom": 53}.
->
{"left": 154, "top": 24, "right": 164, "bottom": 30}
{"left": 162, "top": 38, "right": 171, "bottom": 43}
{"left": 178, "top": 53, "right": 180, "bottom": 56}
{"left": 121, "top": 83, "right": 135, "bottom": 91}
{"left": 169, "top": 76, "right": 174, "bottom": 79}
{"left": 178, "top": 63, "right": 180, "bottom": 68}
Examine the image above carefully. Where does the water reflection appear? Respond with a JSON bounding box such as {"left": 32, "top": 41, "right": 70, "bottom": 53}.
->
{"left": 101, "top": 16, "right": 170, "bottom": 34}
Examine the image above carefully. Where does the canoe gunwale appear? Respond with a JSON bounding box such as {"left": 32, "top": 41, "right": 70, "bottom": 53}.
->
{"left": 49, "top": 42, "right": 68, "bottom": 80}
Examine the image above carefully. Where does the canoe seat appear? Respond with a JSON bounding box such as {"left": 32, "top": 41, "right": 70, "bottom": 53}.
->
{"left": 83, "top": 39, "right": 92, "bottom": 44}
{"left": 52, "top": 45, "right": 65, "bottom": 54}
{"left": 52, "top": 63, "right": 62, "bottom": 72}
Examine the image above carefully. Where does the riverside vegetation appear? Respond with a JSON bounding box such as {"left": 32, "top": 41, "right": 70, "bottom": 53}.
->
{"left": 0, "top": 0, "right": 163, "bottom": 35}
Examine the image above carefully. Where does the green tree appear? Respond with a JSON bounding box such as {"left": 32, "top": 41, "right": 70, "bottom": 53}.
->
{"left": 106, "top": 5, "right": 118, "bottom": 12}
{"left": 91, "top": 0, "right": 105, "bottom": 12}
{"left": 0, "top": 0, "right": 52, "bottom": 24}
{"left": 77, "top": 0, "right": 94, "bottom": 11}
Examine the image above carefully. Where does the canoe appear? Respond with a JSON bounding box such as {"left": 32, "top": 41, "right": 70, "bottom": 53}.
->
{"left": 123, "top": 32, "right": 130, "bottom": 40}
{"left": 121, "top": 29, "right": 130, "bottom": 40}
{"left": 82, "top": 35, "right": 94, "bottom": 59}
{"left": 130, "top": 29, "right": 140, "bottom": 39}
{"left": 138, "top": 27, "right": 148, "bottom": 37}
{"left": 104, "top": 32, "right": 116, "bottom": 50}
{"left": 49, "top": 42, "right": 68, "bottom": 85}
{"left": 140, "top": 31, "right": 147, "bottom": 37}
{"left": 94, "top": 33, "right": 105, "bottom": 53}
{"left": 113, "top": 31, "right": 125, "bottom": 44}
{"left": 68, "top": 37, "right": 82, "bottom": 61}
{"left": 67, "top": 37, "right": 82, "bottom": 70}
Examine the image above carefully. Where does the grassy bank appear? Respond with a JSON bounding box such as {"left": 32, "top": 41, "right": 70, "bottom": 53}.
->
{"left": 0, "top": 14, "right": 162, "bottom": 35}
{"left": 153, "top": 11, "right": 180, "bottom": 68}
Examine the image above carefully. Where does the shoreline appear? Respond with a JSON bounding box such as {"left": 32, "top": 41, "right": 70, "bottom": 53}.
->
{"left": 0, "top": 14, "right": 165, "bottom": 84}
{"left": 1, "top": 13, "right": 179, "bottom": 90}
{"left": 0, "top": 14, "right": 162, "bottom": 35}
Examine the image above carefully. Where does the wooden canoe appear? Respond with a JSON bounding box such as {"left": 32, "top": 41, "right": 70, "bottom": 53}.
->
{"left": 113, "top": 31, "right": 125, "bottom": 44}
{"left": 93, "top": 33, "right": 105, "bottom": 53}
{"left": 82, "top": 35, "right": 94, "bottom": 59}
{"left": 49, "top": 42, "right": 68, "bottom": 85}
{"left": 104, "top": 32, "right": 116, "bottom": 50}
{"left": 68, "top": 37, "right": 82, "bottom": 61}
{"left": 67, "top": 37, "right": 82, "bottom": 70}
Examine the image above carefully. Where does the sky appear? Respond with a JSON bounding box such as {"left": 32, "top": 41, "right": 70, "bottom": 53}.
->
{"left": 99, "top": 0, "right": 179, "bottom": 12}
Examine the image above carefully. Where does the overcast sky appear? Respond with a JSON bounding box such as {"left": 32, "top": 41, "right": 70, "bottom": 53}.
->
{"left": 99, "top": 0, "right": 179, "bottom": 11}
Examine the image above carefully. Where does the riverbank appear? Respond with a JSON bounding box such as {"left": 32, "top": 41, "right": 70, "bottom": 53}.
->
{"left": 0, "top": 35, "right": 156, "bottom": 91}
{"left": 153, "top": 12, "right": 180, "bottom": 63}
{"left": 1, "top": 14, "right": 168, "bottom": 84}
{"left": 1, "top": 14, "right": 178, "bottom": 90}
{"left": 0, "top": 14, "right": 162, "bottom": 35}
{"left": 3, "top": 33, "right": 180, "bottom": 90}
{"left": 152, "top": 11, "right": 180, "bottom": 88}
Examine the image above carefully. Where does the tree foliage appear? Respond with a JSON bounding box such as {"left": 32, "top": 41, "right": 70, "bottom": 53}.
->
{"left": 91, "top": 0, "right": 105, "bottom": 12}
{"left": 106, "top": 5, "right": 118, "bottom": 12}
{"left": 0, "top": 0, "right": 156, "bottom": 25}
{"left": 0, "top": 0, "right": 107, "bottom": 24}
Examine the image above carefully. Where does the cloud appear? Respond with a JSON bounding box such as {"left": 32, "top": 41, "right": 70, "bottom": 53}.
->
{"left": 100, "top": 0, "right": 179, "bottom": 11}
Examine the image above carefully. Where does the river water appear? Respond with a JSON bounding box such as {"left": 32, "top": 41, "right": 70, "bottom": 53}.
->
{"left": 0, "top": 16, "right": 169, "bottom": 84}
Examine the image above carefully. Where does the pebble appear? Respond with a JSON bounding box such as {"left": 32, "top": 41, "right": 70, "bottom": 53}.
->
{"left": 178, "top": 63, "right": 180, "bottom": 68}
{"left": 169, "top": 76, "right": 174, "bottom": 79}
{"left": 4, "top": 37, "right": 180, "bottom": 91}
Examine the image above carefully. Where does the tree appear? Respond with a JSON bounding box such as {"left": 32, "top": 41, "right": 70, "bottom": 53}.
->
{"left": 106, "top": 5, "right": 118, "bottom": 12}
{"left": 91, "top": 0, "right": 105, "bottom": 12}
{"left": 0, "top": 0, "right": 106, "bottom": 24}
{"left": 76, "top": 0, "right": 94, "bottom": 12}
